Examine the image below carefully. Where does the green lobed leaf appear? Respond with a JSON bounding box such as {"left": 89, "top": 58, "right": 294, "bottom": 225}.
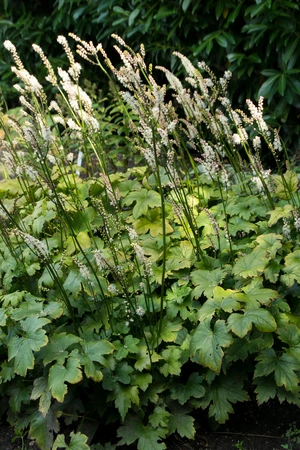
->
{"left": 277, "top": 324, "right": 300, "bottom": 347}
{"left": 149, "top": 406, "right": 170, "bottom": 429}
{"left": 232, "top": 248, "right": 268, "bottom": 278}
{"left": 255, "top": 233, "right": 282, "bottom": 258}
{"left": 228, "top": 309, "right": 277, "bottom": 338}
{"left": 228, "top": 217, "right": 258, "bottom": 236}
{"left": 282, "top": 250, "right": 300, "bottom": 287}
{"left": 31, "top": 377, "right": 52, "bottom": 417}
{"left": 242, "top": 278, "right": 279, "bottom": 308}
{"left": 123, "top": 189, "right": 161, "bottom": 219}
{"left": 40, "top": 333, "right": 82, "bottom": 365}
{"left": 110, "top": 384, "right": 140, "bottom": 421}
{"left": 159, "top": 316, "right": 182, "bottom": 342}
{"left": 8, "top": 316, "right": 50, "bottom": 376}
{"left": 134, "top": 212, "right": 173, "bottom": 237}
{"left": 227, "top": 195, "right": 267, "bottom": 220}
{"left": 8, "top": 385, "right": 31, "bottom": 413}
{"left": 264, "top": 260, "right": 282, "bottom": 283}
{"left": 80, "top": 340, "right": 114, "bottom": 365}
{"left": 267, "top": 204, "right": 293, "bottom": 226}
{"left": 170, "top": 372, "right": 205, "bottom": 404}
{"left": 10, "top": 296, "right": 43, "bottom": 321}
{"left": 166, "top": 240, "right": 196, "bottom": 271}
{"left": 117, "top": 414, "right": 167, "bottom": 449}
{"left": 48, "top": 356, "right": 82, "bottom": 402}
{"left": 160, "top": 347, "right": 182, "bottom": 377}
{"left": 114, "top": 335, "right": 140, "bottom": 360}
{"left": 1, "top": 290, "right": 26, "bottom": 307}
{"left": 131, "top": 373, "right": 153, "bottom": 392}
{"left": 166, "top": 282, "right": 194, "bottom": 320}
{"left": 115, "top": 361, "right": 134, "bottom": 384}
{"left": 191, "top": 268, "right": 227, "bottom": 298}
{"left": 168, "top": 405, "right": 195, "bottom": 439}
{"left": 254, "top": 348, "right": 300, "bottom": 392}
{"left": 0, "top": 361, "right": 15, "bottom": 382}
{"left": 134, "top": 346, "right": 162, "bottom": 371}
{"left": 0, "top": 308, "right": 6, "bottom": 326}
{"left": 190, "top": 319, "right": 233, "bottom": 373}
{"left": 29, "top": 409, "right": 59, "bottom": 450}
{"left": 198, "top": 287, "right": 241, "bottom": 321}
{"left": 273, "top": 171, "right": 298, "bottom": 199}
{"left": 63, "top": 270, "right": 82, "bottom": 296}
{"left": 226, "top": 334, "right": 273, "bottom": 363}
{"left": 254, "top": 376, "right": 277, "bottom": 404}
{"left": 201, "top": 374, "right": 249, "bottom": 423}
{"left": 53, "top": 432, "right": 90, "bottom": 450}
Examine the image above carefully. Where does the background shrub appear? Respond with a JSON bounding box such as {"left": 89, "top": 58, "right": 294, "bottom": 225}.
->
{"left": 1, "top": 0, "right": 300, "bottom": 155}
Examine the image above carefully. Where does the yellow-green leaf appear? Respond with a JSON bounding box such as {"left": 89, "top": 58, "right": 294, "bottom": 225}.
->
{"left": 48, "top": 357, "right": 82, "bottom": 402}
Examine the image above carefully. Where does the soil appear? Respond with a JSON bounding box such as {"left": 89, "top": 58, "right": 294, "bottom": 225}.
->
{"left": 0, "top": 400, "right": 299, "bottom": 450}
{"left": 167, "top": 399, "right": 300, "bottom": 450}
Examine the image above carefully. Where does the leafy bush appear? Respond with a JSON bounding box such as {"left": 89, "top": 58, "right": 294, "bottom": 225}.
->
{"left": 0, "top": 35, "right": 300, "bottom": 449}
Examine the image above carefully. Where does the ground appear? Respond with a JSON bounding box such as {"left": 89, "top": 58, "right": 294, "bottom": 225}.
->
{"left": 0, "top": 399, "right": 300, "bottom": 449}
{"left": 167, "top": 399, "right": 300, "bottom": 450}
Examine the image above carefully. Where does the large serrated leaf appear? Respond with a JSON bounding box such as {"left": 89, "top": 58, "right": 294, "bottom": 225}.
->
{"left": 134, "top": 346, "right": 162, "bottom": 371}
{"left": 110, "top": 384, "right": 140, "bottom": 421}
{"left": 198, "top": 286, "right": 241, "bottom": 321}
{"left": 166, "top": 240, "right": 195, "bottom": 271}
{"left": 267, "top": 204, "right": 293, "bottom": 226}
{"left": 256, "top": 233, "right": 282, "bottom": 258}
{"left": 242, "top": 278, "right": 279, "bottom": 308}
{"left": 160, "top": 316, "right": 182, "bottom": 342}
{"left": 170, "top": 372, "right": 205, "bottom": 404}
{"left": 8, "top": 316, "right": 50, "bottom": 376}
{"left": 282, "top": 250, "right": 300, "bottom": 287}
{"left": 53, "top": 432, "right": 90, "bottom": 450}
{"left": 191, "top": 268, "right": 227, "bottom": 298}
{"left": 254, "top": 348, "right": 300, "bottom": 392}
{"left": 228, "top": 309, "right": 276, "bottom": 338}
{"left": 31, "top": 377, "right": 52, "bottom": 417}
{"left": 254, "top": 375, "right": 278, "bottom": 404}
{"left": 40, "top": 333, "right": 82, "bottom": 365}
{"left": 8, "top": 384, "right": 31, "bottom": 413}
{"left": 233, "top": 248, "right": 268, "bottom": 278}
{"left": 117, "top": 415, "right": 167, "bottom": 450}
{"left": 0, "top": 308, "right": 6, "bottom": 326}
{"left": 160, "top": 346, "right": 182, "bottom": 377}
{"left": 48, "top": 356, "right": 82, "bottom": 402}
{"left": 134, "top": 212, "right": 173, "bottom": 237}
{"left": 274, "top": 171, "right": 298, "bottom": 199}
{"left": 168, "top": 405, "right": 195, "bottom": 439}
{"left": 190, "top": 319, "right": 233, "bottom": 373}
{"left": 29, "top": 409, "right": 59, "bottom": 450}
{"left": 123, "top": 189, "right": 161, "bottom": 218}
{"left": 80, "top": 340, "right": 114, "bottom": 381}
{"left": 149, "top": 406, "right": 170, "bottom": 429}
{"left": 201, "top": 374, "right": 249, "bottom": 423}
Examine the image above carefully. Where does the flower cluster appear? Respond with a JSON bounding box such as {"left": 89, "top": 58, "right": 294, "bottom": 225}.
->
{"left": 11, "top": 229, "right": 48, "bottom": 259}
{"left": 131, "top": 243, "right": 153, "bottom": 277}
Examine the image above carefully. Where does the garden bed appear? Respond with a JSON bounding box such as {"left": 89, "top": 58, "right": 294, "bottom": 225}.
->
{"left": 1, "top": 35, "right": 300, "bottom": 450}
{"left": 1, "top": 399, "right": 299, "bottom": 449}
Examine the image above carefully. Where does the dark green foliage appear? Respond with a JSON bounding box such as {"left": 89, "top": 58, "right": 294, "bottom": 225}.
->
{"left": 1, "top": 0, "right": 300, "bottom": 151}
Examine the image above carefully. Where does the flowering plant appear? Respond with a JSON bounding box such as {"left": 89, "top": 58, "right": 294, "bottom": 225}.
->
{"left": 0, "top": 36, "right": 300, "bottom": 449}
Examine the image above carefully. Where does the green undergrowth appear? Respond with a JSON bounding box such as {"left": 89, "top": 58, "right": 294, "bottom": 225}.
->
{"left": 0, "top": 35, "right": 300, "bottom": 449}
